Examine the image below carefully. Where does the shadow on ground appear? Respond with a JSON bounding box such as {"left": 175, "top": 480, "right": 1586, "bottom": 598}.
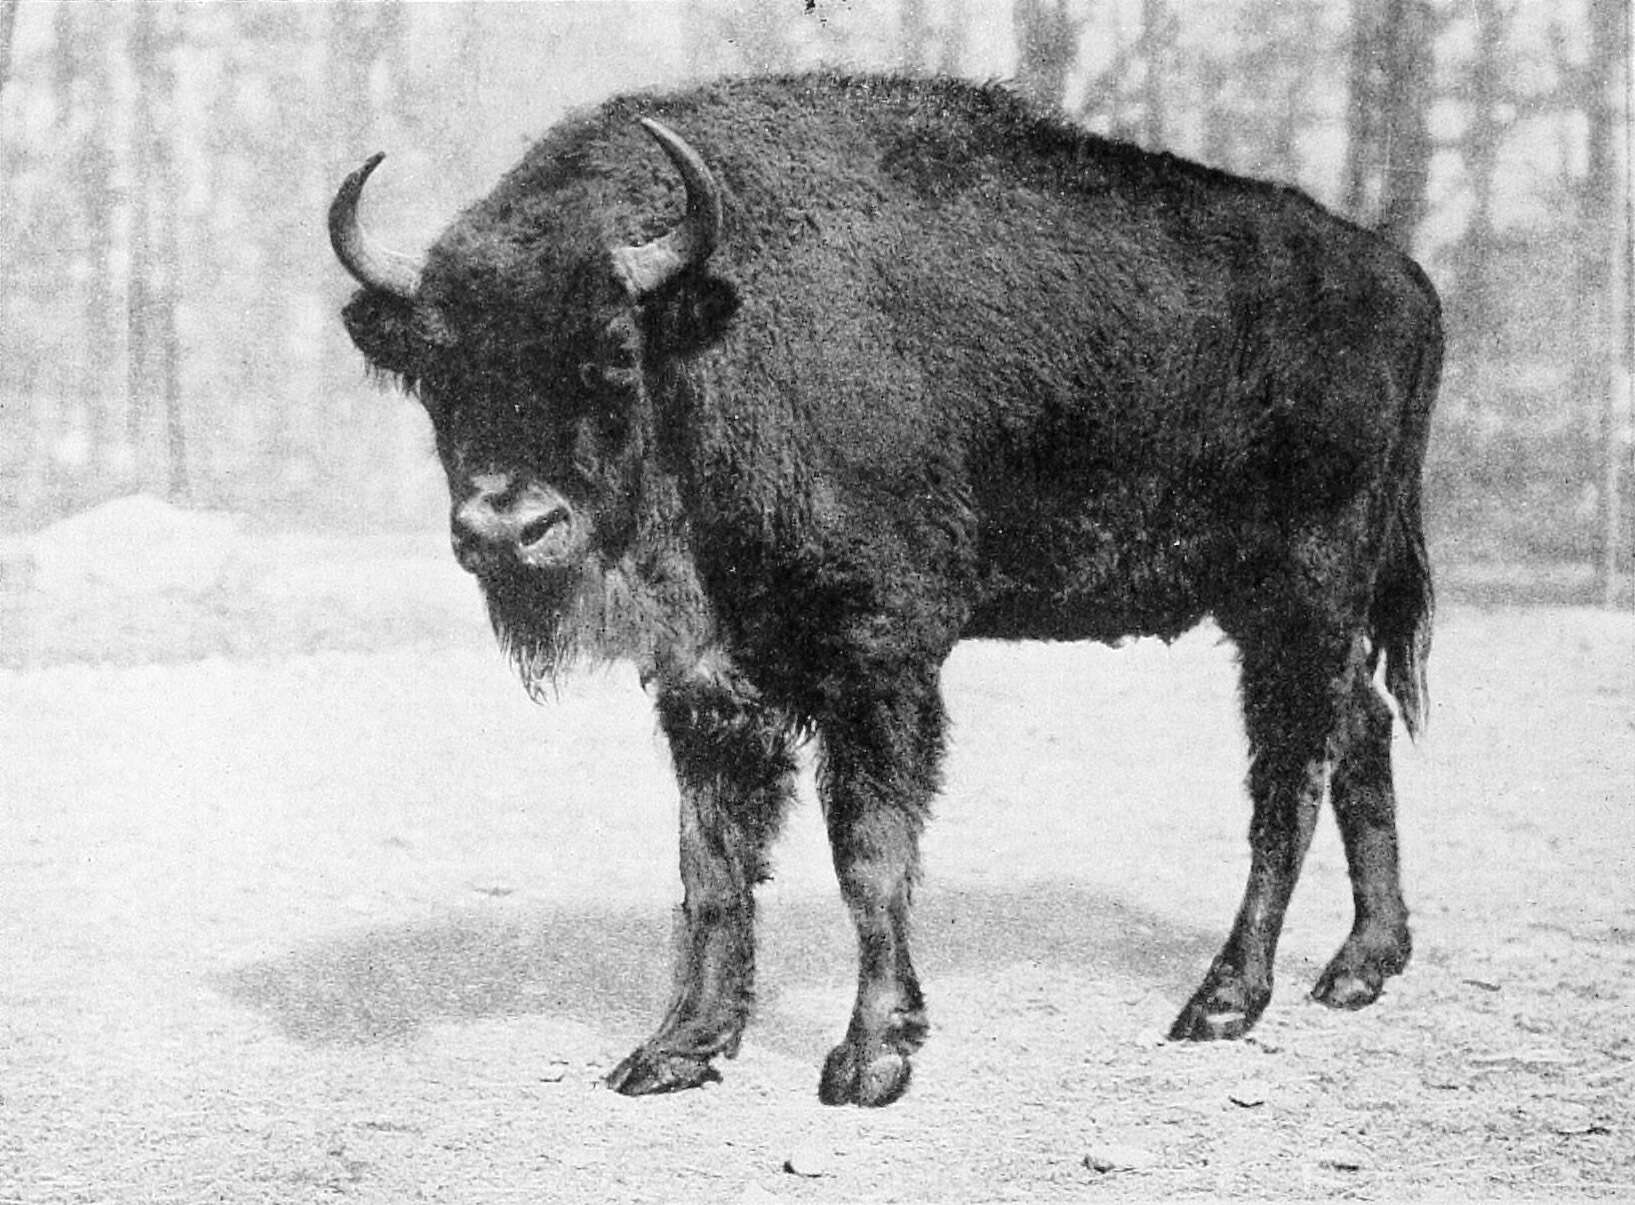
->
{"left": 220, "top": 881, "right": 1220, "bottom": 1058}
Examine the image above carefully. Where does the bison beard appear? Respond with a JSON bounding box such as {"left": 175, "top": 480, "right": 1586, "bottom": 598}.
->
{"left": 479, "top": 552, "right": 699, "bottom": 698}
{"left": 330, "top": 71, "right": 1442, "bottom": 1108}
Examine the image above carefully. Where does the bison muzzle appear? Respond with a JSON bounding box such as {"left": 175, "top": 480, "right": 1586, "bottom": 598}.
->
{"left": 330, "top": 72, "right": 1441, "bottom": 1107}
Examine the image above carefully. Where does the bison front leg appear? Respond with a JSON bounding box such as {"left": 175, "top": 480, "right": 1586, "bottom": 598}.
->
{"left": 606, "top": 662, "right": 797, "bottom": 1096}
{"left": 815, "top": 676, "right": 943, "bottom": 1107}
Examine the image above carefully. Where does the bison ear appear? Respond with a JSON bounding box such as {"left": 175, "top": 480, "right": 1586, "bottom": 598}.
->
{"left": 340, "top": 290, "right": 452, "bottom": 384}
{"left": 652, "top": 274, "right": 741, "bottom": 355}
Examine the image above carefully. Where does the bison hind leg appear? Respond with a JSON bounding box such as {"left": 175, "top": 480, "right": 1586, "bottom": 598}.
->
{"left": 1169, "top": 608, "right": 1360, "bottom": 1042}
{"left": 1310, "top": 665, "right": 1413, "bottom": 1010}
{"left": 1171, "top": 599, "right": 1416, "bottom": 1042}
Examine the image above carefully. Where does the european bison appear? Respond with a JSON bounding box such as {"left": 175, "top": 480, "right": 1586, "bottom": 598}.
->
{"left": 330, "top": 72, "right": 1441, "bottom": 1107}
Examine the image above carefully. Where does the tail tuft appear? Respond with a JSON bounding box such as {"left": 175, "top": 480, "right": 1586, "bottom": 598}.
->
{"left": 1373, "top": 503, "right": 1434, "bottom": 739}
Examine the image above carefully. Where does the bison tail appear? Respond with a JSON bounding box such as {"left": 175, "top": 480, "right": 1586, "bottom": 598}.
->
{"left": 1372, "top": 289, "right": 1441, "bottom": 741}
{"left": 1372, "top": 496, "right": 1433, "bottom": 740}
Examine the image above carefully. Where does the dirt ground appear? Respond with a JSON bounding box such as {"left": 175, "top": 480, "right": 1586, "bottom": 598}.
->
{"left": 1, "top": 520, "right": 1632, "bottom": 1202}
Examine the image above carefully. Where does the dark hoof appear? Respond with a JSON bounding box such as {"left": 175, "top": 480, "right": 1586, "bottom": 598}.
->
{"left": 818, "top": 1042, "right": 912, "bottom": 1107}
{"left": 1310, "top": 966, "right": 1384, "bottom": 1010}
{"left": 1168, "top": 978, "right": 1270, "bottom": 1042}
{"left": 1312, "top": 935, "right": 1409, "bottom": 1010}
{"left": 605, "top": 1047, "right": 722, "bottom": 1096}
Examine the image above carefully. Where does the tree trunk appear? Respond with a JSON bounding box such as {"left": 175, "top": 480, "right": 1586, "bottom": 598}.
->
{"left": 900, "top": 0, "right": 929, "bottom": 72}
{"left": 1200, "top": 50, "right": 1231, "bottom": 168}
{"left": 1342, "top": 0, "right": 1379, "bottom": 217}
{"left": 127, "top": 1, "right": 186, "bottom": 500}
{"left": 1013, "top": 0, "right": 1078, "bottom": 111}
{"left": 1343, "top": 0, "right": 1436, "bottom": 251}
{"left": 1375, "top": 0, "right": 1434, "bottom": 247}
{"left": 127, "top": 3, "right": 157, "bottom": 465}
{"left": 55, "top": 4, "right": 124, "bottom": 487}
{"left": 1137, "top": 0, "right": 1168, "bottom": 147}
{"left": 320, "top": 0, "right": 374, "bottom": 482}
{"left": 1587, "top": 0, "right": 1631, "bottom": 601}
{"left": 10, "top": 0, "right": 48, "bottom": 516}
{"left": 0, "top": 0, "right": 20, "bottom": 108}
{"left": 320, "top": 0, "right": 407, "bottom": 515}
{"left": 1620, "top": 87, "right": 1634, "bottom": 607}
{"left": 1623, "top": 0, "right": 1635, "bottom": 605}
{"left": 1456, "top": 0, "right": 1506, "bottom": 348}
{"left": 158, "top": 98, "right": 186, "bottom": 503}
{"left": 938, "top": 0, "right": 968, "bottom": 76}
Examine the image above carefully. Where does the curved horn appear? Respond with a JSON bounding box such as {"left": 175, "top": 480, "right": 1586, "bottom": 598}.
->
{"left": 329, "top": 153, "right": 423, "bottom": 300}
{"left": 610, "top": 118, "right": 723, "bottom": 298}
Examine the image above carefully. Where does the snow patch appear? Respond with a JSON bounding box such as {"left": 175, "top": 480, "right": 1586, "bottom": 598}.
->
{"left": 30, "top": 495, "right": 240, "bottom": 596}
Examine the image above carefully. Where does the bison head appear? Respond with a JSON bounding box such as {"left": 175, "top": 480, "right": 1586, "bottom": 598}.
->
{"left": 330, "top": 119, "right": 729, "bottom": 692}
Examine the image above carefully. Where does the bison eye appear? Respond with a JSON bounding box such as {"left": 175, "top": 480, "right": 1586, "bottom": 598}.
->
{"left": 576, "top": 359, "right": 644, "bottom": 411}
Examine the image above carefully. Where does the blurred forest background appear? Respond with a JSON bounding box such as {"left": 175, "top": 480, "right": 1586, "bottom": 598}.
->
{"left": 0, "top": 0, "right": 1630, "bottom": 600}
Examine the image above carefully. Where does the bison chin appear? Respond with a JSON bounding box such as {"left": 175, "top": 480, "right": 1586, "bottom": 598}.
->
{"left": 478, "top": 553, "right": 683, "bottom": 699}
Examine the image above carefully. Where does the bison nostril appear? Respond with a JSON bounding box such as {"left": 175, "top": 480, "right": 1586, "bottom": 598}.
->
{"left": 517, "top": 506, "right": 571, "bottom": 551}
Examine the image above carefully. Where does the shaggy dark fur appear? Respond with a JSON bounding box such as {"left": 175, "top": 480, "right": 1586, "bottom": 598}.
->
{"left": 337, "top": 72, "right": 1441, "bottom": 1107}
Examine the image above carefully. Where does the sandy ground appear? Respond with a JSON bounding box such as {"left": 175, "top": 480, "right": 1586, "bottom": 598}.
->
{"left": 1, "top": 514, "right": 1632, "bottom": 1201}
